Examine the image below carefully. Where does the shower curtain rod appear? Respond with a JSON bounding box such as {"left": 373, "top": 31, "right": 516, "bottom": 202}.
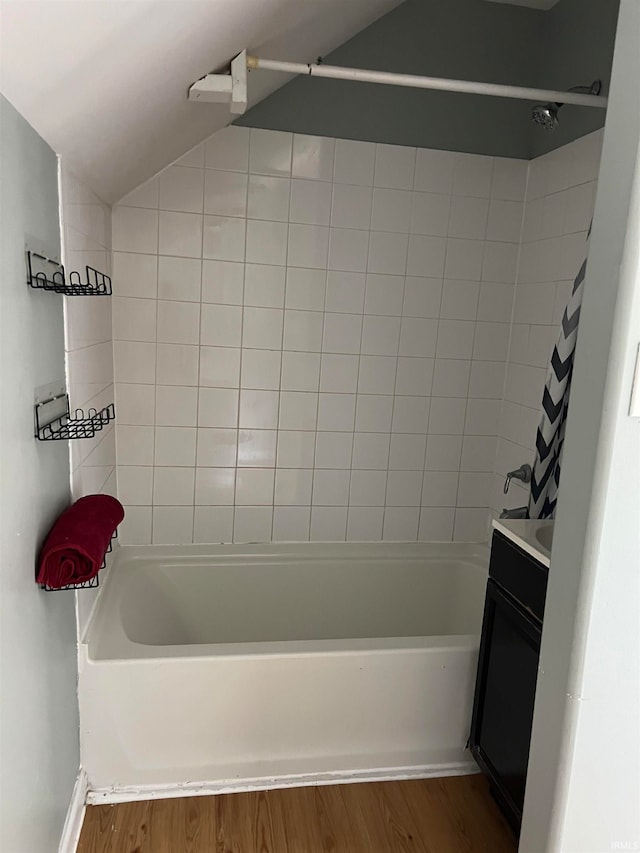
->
{"left": 246, "top": 55, "right": 608, "bottom": 108}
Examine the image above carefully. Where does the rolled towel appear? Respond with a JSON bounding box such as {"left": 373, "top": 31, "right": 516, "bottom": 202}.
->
{"left": 37, "top": 495, "right": 124, "bottom": 589}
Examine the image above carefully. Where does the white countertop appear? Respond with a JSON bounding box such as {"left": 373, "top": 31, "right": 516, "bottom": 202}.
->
{"left": 491, "top": 518, "right": 553, "bottom": 568}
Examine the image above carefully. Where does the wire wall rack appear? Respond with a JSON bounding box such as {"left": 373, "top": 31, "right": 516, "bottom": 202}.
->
{"left": 35, "top": 392, "right": 115, "bottom": 442}
{"left": 40, "top": 531, "right": 118, "bottom": 592}
{"left": 27, "top": 249, "right": 112, "bottom": 296}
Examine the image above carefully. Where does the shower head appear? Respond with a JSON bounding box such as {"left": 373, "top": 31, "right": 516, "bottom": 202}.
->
{"left": 531, "top": 80, "right": 602, "bottom": 131}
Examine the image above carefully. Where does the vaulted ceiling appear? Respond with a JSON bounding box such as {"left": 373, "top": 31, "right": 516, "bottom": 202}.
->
{"left": 0, "top": 0, "right": 403, "bottom": 202}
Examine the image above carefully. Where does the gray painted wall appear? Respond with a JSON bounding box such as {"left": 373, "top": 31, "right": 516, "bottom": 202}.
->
{"left": 237, "top": 0, "right": 618, "bottom": 160}
{"left": 0, "top": 96, "right": 79, "bottom": 852}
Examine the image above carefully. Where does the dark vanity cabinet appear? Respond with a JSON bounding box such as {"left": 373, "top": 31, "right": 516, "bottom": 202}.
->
{"left": 469, "top": 531, "right": 548, "bottom": 834}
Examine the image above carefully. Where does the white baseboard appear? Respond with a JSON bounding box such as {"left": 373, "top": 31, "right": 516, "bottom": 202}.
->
{"left": 86, "top": 759, "right": 477, "bottom": 805}
{"left": 59, "top": 769, "right": 88, "bottom": 853}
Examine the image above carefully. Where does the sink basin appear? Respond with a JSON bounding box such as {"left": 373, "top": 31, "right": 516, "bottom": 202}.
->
{"left": 535, "top": 525, "right": 554, "bottom": 552}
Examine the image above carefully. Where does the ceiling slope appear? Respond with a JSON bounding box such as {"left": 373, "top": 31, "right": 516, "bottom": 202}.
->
{"left": 0, "top": 0, "right": 402, "bottom": 203}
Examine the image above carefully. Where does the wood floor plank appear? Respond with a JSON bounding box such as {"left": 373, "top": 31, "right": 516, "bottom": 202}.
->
{"left": 77, "top": 775, "right": 517, "bottom": 853}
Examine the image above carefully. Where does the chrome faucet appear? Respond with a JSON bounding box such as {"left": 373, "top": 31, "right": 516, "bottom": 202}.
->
{"left": 503, "top": 463, "right": 532, "bottom": 494}
{"left": 499, "top": 506, "right": 529, "bottom": 519}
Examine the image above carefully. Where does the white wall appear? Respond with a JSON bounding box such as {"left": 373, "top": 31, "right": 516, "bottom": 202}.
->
{"left": 112, "top": 127, "right": 527, "bottom": 545}
{"left": 0, "top": 96, "right": 80, "bottom": 853}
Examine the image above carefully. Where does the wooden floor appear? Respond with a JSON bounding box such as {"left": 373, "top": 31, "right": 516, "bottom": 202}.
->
{"left": 78, "top": 774, "right": 516, "bottom": 853}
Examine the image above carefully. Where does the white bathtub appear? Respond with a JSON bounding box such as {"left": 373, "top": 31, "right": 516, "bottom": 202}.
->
{"left": 79, "top": 542, "right": 488, "bottom": 803}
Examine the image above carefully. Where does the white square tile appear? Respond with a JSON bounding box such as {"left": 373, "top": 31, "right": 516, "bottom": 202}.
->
{"left": 370, "top": 188, "right": 412, "bottom": 233}
{"left": 453, "top": 154, "right": 493, "bottom": 198}
{"left": 333, "top": 139, "right": 375, "bottom": 186}
{"left": 247, "top": 174, "right": 290, "bottom": 221}
{"left": 367, "top": 232, "right": 408, "bottom": 275}
{"left": 249, "top": 129, "right": 292, "bottom": 176}
{"left": 410, "top": 192, "right": 450, "bottom": 237}
{"left": 117, "top": 466, "right": 153, "bottom": 505}
{"left": 428, "top": 397, "right": 467, "bottom": 434}
{"left": 120, "top": 506, "right": 152, "bottom": 545}
{"left": 116, "top": 383, "right": 156, "bottom": 424}
{"left": 425, "top": 435, "right": 463, "bottom": 471}
{"left": 320, "top": 353, "right": 359, "bottom": 393}
{"left": 276, "top": 431, "right": 316, "bottom": 467}
{"left": 414, "top": 149, "right": 455, "bottom": 194}
{"left": 406, "top": 235, "right": 446, "bottom": 277}
{"left": 195, "top": 467, "right": 236, "bottom": 504}
{"left": 421, "top": 471, "right": 459, "bottom": 507}
{"left": 317, "top": 394, "right": 356, "bottom": 431}
{"left": 116, "top": 426, "right": 154, "bottom": 465}
{"left": 399, "top": 317, "right": 438, "bottom": 357}
{"left": 388, "top": 433, "right": 426, "bottom": 470}
{"left": 454, "top": 508, "right": 490, "bottom": 542}
{"left": 383, "top": 507, "right": 420, "bottom": 541}
{"left": 193, "top": 506, "right": 234, "bottom": 543}
{"left": 465, "top": 399, "right": 500, "bottom": 436}
{"left": 154, "top": 426, "right": 197, "bottom": 466}
{"left": 233, "top": 506, "right": 273, "bottom": 543}
{"left": 199, "top": 345, "right": 241, "bottom": 388}
{"left": 152, "top": 506, "right": 194, "bottom": 544}
{"left": 114, "top": 341, "right": 155, "bottom": 384}
{"left": 201, "top": 260, "right": 244, "bottom": 304}
{"left": 290, "top": 179, "right": 332, "bottom": 225}
{"left": 204, "top": 170, "right": 248, "bottom": 217}
{"left": 322, "top": 313, "right": 362, "bottom": 354}
{"left": 156, "top": 344, "right": 199, "bottom": 386}
{"left": 242, "top": 306, "right": 283, "bottom": 350}
{"left": 473, "top": 322, "right": 510, "bottom": 361}
{"left": 281, "top": 351, "right": 321, "bottom": 392}
{"left": 457, "top": 472, "right": 492, "bottom": 507}
{"left": 461, "top": 435, "right": 497, "bottom": 472}
{"left": 331, "top": 184, "right": 372, "bottom": 230}
{"left": 468, "top": 361, "right": 505, "bottom": 398}
{"left": 112, "top": 296, "right": 156, "bottom": 341}
{"left": 395, "top": 357, "right": 434, "bottom": 396}
{"left": 477, "top": 282, "right": 514, "bottom": 323}
{"left": 563, "top": 182, "right": 596, "bottom": 235}
{"left": 355, "top": 394, "right": 393, "bottom": 432}
{"left": 112, "top": 252, "right": 158, "bottom": 299}
{"left": 486, "top": 200, "right": 524, "bottom": 243}
{"left": 444, "top": 238, "right": 484, "bottom": 280}
{"left": 159, "top": 165, "right": 204, "bottom": 213}
{"left": 273, "top": 506, "right": 311, "bottom": 541}
{"left": 176, "top": 143, "right": 204, "bottom": 169}
{"left": 448, "top": 196, "right": 489, "bottom": 240}
{"left": 391, "top": 396, "right": 430, "bottom": 433}
{"left": 197, "top": 387, "right": 239, "bottom": 427}
{"left": 292, "top": 134, "right": 335, "bottom": 181}
{"left": 328, "top": 229, "right": 369, "bottom": 273}
{"left": 351, "top": 433, "right": 390, "bottom": 469}
{"left": 237, "top": 429, "right": 277, "bottom": 467}
{"left": 203, "top": 215, "right": 246, "bottom": 262}
{"left": 196, "top": 428, "right": 237, "bottom": 467}
{"left": 278, "top": 391, "right": 318, "bottom": 430}
{"left": 205, "top": 126, "right": 250, "bottom": 171}
{"left": 374, "top": 144, "right": 415, "bottom": 190}
{"left": 491, "top": 158, "right": 527, "bottom": 201}
{"left": 119, "top": 177, "right": 159, "bottom": 209}
{"left": 312, "top": 469, "right": 350, "bottom": 505}
{"left": 158, "top": 211, "right": 203, "bottom": 258}
{"left": 244, "top": 264, "right": 285, "bottom": 308}
{"left": 245, "top": 219, "right": 287, "bottom": 266}
{"left": 358, "top": 355, "right": 397, "bottom": 395}
{"left": 239, "top": 389, "right": 279, "bottom": 429}
{"left": 310, "top": 507, "right": 348, "bottom": 541}
{"left": 287, "top": 223, "right": 329, "bottom": 269}
{"left": 402, "top": 276, "right": 442, "bottom": 319}
{"left": 241, "top": 348, "right": 281, "bottom": 389}
{"left": 347, "top": 507, "right": 384, "bottom": 541}
{"left": 386, "top": 470, "right": 422, "bottom": 506}
{"left": 156, "top": 385, "right": 198, "bottom": 426}
{"left": 283, "top": 309, "right": 323, "bottom": 352}
{"left": 236, "top": 468, "right": 275, "bottom": 505}
{"left": 285, "top": 268, "right": 326, "bottom": 311}
{"left": 274, "top": 468, "right": 313, "bottom": 504}
{"left": 112, "top": 207, "right": 158, "bottom": 254}
{"left": 315, "top": 432, "right": 353, "bottom": 469}
{"left": 200, "top": 303, "right": 242, "bottom": 347}
{"left": 158, "top": 256, "right": 201, "bottom": 302}
{"left": 325, "top": 271, "right": 366, "bottom": 314}
{"left": 361, "top": 315, "right": 401, "bottom": 356}
{"left": 482, "top": 241, "right": 519, "bottom": 282}
{"left": 157, "top": 300, "right": 200, "bottom": 344}
{"left": 349, "top": 470, "right": 387, "bottom": 506}
{"left": 436, "top": 320, "right": 475, "bottom": 359}
{"left": 152, "top": 466, "right": 194, "bottom": 505}
{"left": 364, "top": 274, "right": 404, "bottom": 315}
{"left": 418, "top": 507, "right": 455, "bottom": 541}
{"left": 440, "top": 280, "right": 479, "bottom": 320}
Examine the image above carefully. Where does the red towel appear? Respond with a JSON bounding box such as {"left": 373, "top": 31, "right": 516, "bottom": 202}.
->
{"left": 37, "top": 495, "right": 124, "bottom": 588}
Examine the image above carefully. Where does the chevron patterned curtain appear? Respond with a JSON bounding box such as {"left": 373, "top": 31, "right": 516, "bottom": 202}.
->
{"left": 528, "top": 251, "right": 588, "bottom": 519}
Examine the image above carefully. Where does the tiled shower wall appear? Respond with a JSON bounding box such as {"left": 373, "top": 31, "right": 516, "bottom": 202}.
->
{"left": 493, "top": 130, "right": 603, "bottom": 514}
{"left": 111, "top": 127, "right": 527, "bottom": 544}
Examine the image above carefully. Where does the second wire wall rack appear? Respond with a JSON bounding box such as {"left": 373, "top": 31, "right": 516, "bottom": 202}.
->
{"left": 27, "top": 249, "right": 112, "bottom": 296}
{"left": 34, "top": 386, "right": 115, "bottom": 442}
